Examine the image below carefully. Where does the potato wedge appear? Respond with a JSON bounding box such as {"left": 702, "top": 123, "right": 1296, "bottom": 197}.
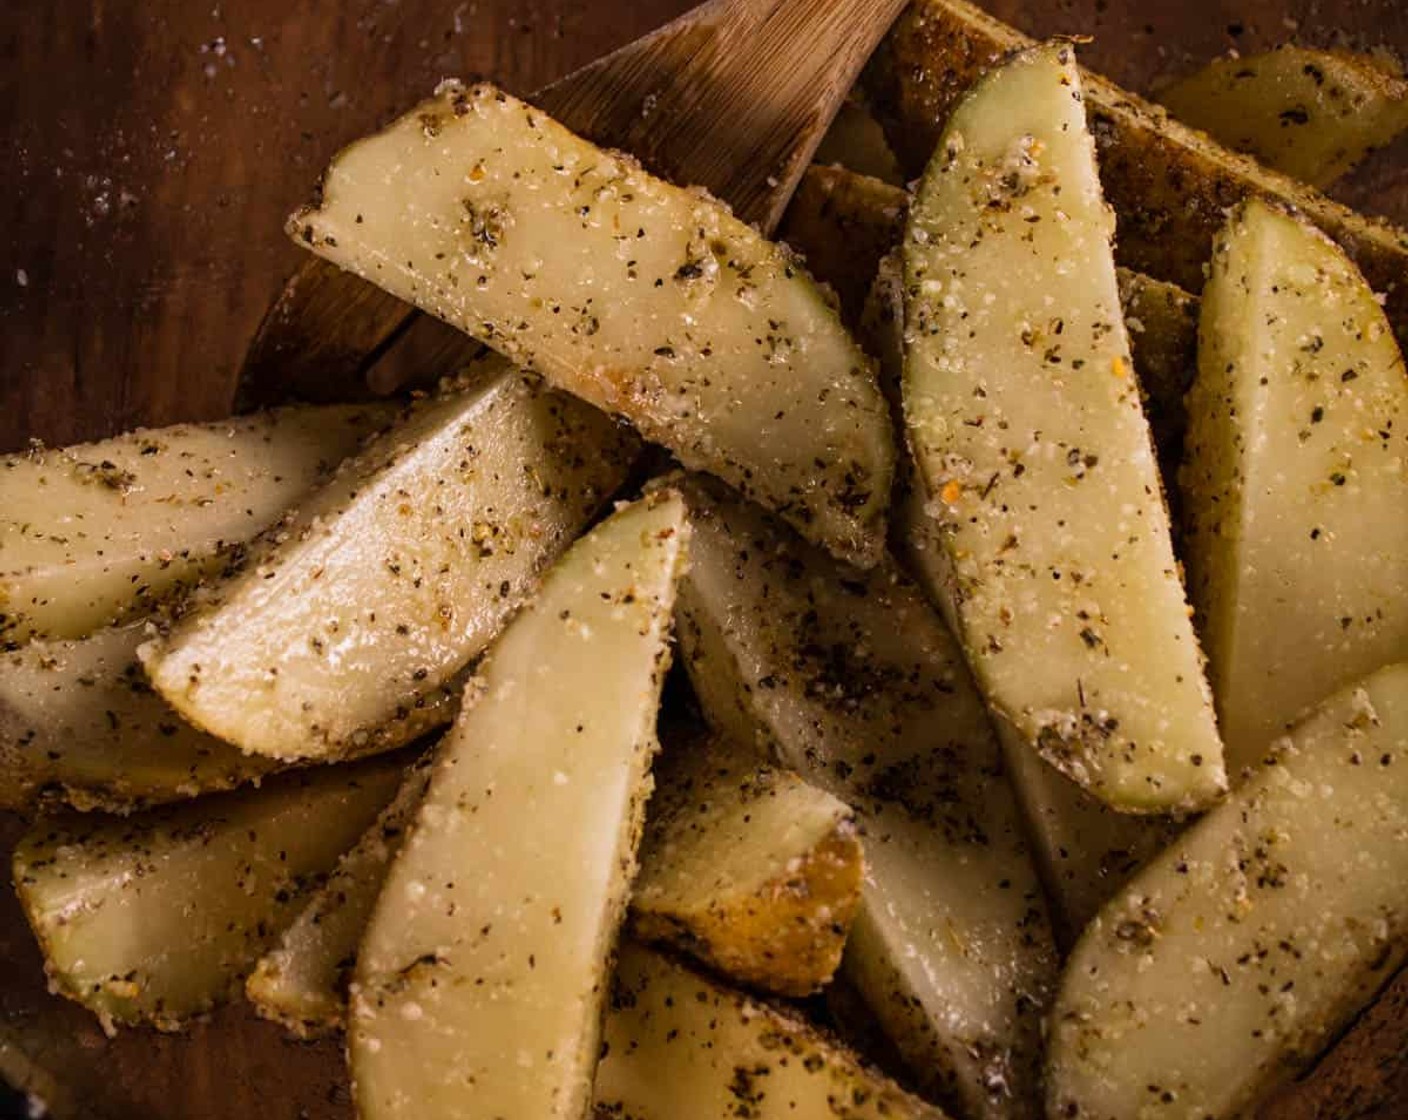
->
{"left": 631, "top": 730, "right": 862, "bottom": 998}
{"left": 0, "top": 403, "right": 393, "bottom": 647}
{"left": 0, "top": 622, "right": 283, "bottom": 813}
{"left": 998, "top": 739, "right": 1183, "bottom": 948}
{"left": 293, "top": 81, "right": 894, "bottom": 568}
{"left": 1159, "top": 46, "right": 1408, "bottom": 189}
{"left": 349, "top": 491, "right": 687, "bottom": 1120}
{"left": 142, "top": 363, "right": 635, "bottom": 762}
{"left": 864, "top": 0, "right": 1408, "bottom": 348}
{"left": 860, "top": 253, "right": 1182, "bottom": 944}
{"left": 246, "top": 759, "right": 432, "bottom": 1037}
{"left": 814, "top": 97, "right": 906, "bottom": 187}
{"left": 250, "top": 727, "right": 856, "bottom": 1032}
{"left": 673, "top": 473, "right": 1055, "bottom": 1120}
{"left": 11, "top": 753, "right": 404, "bottom": 1032}
{"left": 595, "top": 941, "right": 949, "bottom": 1120}
{"left": 1047, "top": 662, "right": 1408, "bottom": 1120}
{"left": 902, "top": 43, "right": 1224, "bottom": 813}
{"left": 1182, "top": 200, "right": 1408, "bottom": 776}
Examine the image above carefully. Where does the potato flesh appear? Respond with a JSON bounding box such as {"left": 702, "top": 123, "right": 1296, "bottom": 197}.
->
{"left": 1182, "top": 201, "right": 1408, "bottom": 776}
{"left": 143, "top": 366, "right": 635, "bottom": 761}
{"left": 860, "top": 252, "right": 1182, "bottom": 948}
{"left": 349, "top": 492, "right": 688, "bottom": 1120}
{"left": 1048, "top": 662, "right": 1408, "bottom": 1119}
{"left": 0, "top": 622, "right": 283, "bottom": 813}
{"left": 631, "top": 731, "right": 862, "bottom": 998}
{"left": 246, "top": 761, "right": 432, "bottom": 1037}
{"left": 902, "top": 44, "right": 1224, "bottom": 813}
{"left": 0, "top": 404, "right": 393, "bottom": 647}
{"left": 1159, "top": 47, "right": 1408, "bottom": 189}
{"left": 896, "top": 468, "right": 1181, "bottom": 944}
{"left": 251, "top": 730, "right": 854, "bottom": 1031}
{"left": 674, "top": 474, "right": 1055, "bottom": 1120}
{"left": 595, "top": 942, "right": 949, "bottom": 1120}
{"left": 11, "top": 755, "right": 404, "bottom": 1032}
{"left": 998, "top": 736, "right": 1183, "bottom": 947}
{"left": 294, "top": 81, "right": 893, "bottom": 568}
{"left": 864, "top": 0, "right": 1408, "bottom": 349}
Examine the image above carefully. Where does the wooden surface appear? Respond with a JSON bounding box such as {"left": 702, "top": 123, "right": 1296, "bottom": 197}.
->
{"left": 1, "top": 1, "right": 1406, "bottom": 1118}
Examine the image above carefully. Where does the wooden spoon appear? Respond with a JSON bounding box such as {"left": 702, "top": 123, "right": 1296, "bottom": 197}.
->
{"left": 235, "top": 0, "right": 909, "bottom": 409}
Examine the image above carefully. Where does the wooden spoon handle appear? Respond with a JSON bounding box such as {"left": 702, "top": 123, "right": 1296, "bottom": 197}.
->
{"left": 235, "top": 0, "right": 907, "bottom": 409}
{"left": 546, "top": 0, "right": 911, "bottom": 232}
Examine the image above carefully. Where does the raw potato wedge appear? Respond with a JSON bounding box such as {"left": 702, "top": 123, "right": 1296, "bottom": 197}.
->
{"left": 1179, "top": 204, "right": 1408, "bottom": 772}
{"left": 142, "top": 363, "right": 635, "bottom": 762}
{"left": 1159, "top": 46, "right": 1408, "bottom": 189}
{"left": 902, "top": 43, "right": 1225, "bottom": 813}
{"left": 11, "top": 754, "right": 404, "bottom": 1032}
{"left": 673, "top": 473, "right": 1055, "bottom": 1120}
{"left": 594, "top": 941, "right": 950, "bottom": 1120}
{"left": 631, "top": 730, "right": 862, "bottom": 998}
{"left": 1048, "top": 662, "right": 1408, "bottom": 1120}
{"left": 864, "top": 0, "right": 1408, "bottom": 349}
{"left": 246, "top": 759, "right": 432, "bottom": 1038}
{"left": 0, "top": 403, "right": 393, "bottom": 647}
{"left": 1182, "top": 200, "right": 1408, "bottom": 776}
{"left": 864, "top": 254, "right": 1183, "bottom": 944}
{"left": 293, "top": 81, "right": 894, "bottom": 568}
{"left": 0, "top": 622, "right": 283, "bottom": 813}
{"left": 998, "top": 738, "right": 1183, "bottom": 948}
{"left": 349, "top": 492, "right": 688, "bottom": 1120}
{"left": 250, "top": 729, "right": 856, "bottom": 1032}
{"left": 788, "top": 165, "right": 1199, "bottom": 470}
{"left": 814, "top": 97, "right": 906, "bottom": 187}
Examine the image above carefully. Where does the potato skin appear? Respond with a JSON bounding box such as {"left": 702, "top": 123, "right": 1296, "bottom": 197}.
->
{"left": 631, "top": 734, "right": 863, "bottom": 999}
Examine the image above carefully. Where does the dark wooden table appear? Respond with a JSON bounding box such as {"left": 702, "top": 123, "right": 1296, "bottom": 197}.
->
{"left": 1, "top": 2, "right": 1405, "bottom": 1118}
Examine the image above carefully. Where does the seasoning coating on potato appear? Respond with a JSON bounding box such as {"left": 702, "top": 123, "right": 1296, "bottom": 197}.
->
{"left": 673, "top": 473, "right": 1054, "bottom": 1120}
{"left": 142, "top": 364, "right": 635, "bottom": 762}
{"left": 798, "top": 166, "right": 1198, "bottom": 480}
{"left": 1159, "top": 46, "right": 1408, "bottom": 189}
{"left": 293, "top": 81, "right": 894, "bottom": 568}
{"left": 595, "top": 942, "right": 950, "bottom": 1120}
{"left": 1182, "top": 201, "right": 1408, "bottom": 776}
{"left": 247, "top": 759, "right": 431, "bottom": 1038}
{"left": 251, "top": 731, "right": 854, "bottom": 1031}
{"left": 12, "top": 754, "right": 404, "bottom": 1033}
{"left": 1048, "top": 662, "right": 1408, "bottom": 1120}
{"left": 349, "top": 492, "right": 688, "bottom": 1120}
{"left": 902, "top": 43, "right": 1224, "bottom": 814}
{"left": 862, "top": 254, "right": 1184, "bottom": 943}
{"left": 0, "top": 622, "right": 283, "bottom": 813}
{"left": 997, "top": 735, "right": 1184, "bottom": 947}
{"left": 864, "top": 0, "right": 1408, "bottom": 351}
{"left": 632, "top": 730, "right": 862, "bottom": 998}
{"left": 0, "top": 403, "right": 393, "bottom": 648}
